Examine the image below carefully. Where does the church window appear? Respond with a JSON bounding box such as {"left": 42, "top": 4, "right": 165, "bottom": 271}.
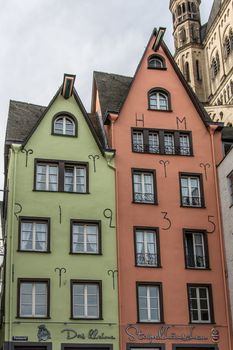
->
{"left": 184, "top": 62, "right": 191, "bottom": 82}
{"left": 182, "top": 3, "right": 186, "bottom": 13}
{"left": 196, "top": 60, "right": 201, "bottom": 81}
{"left": 224, "top": 36, "right": 231, "bottom": 58}
{"left": 210, "top": 53, "right": 220, "bottom": 79}
{"left": 180, "top": 27, "right": 186, "bottom": 43}
{"left": 148, "top": 55, "right": 166, "bottom": 69}
{"left": 178, "top": 5, "right": 182, "bottom": 16}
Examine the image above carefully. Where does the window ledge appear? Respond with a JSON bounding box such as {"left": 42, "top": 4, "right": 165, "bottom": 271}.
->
{"left": 147, "top": 109, "right": 173, "bottom": 113}
{"left": 180, "top": 205, "right": 206, "bottom": 209}
{"left": 69, "top": 252, "right": 103, "bottom": 256}
{"left": 51, "top": 133, "right": 77, "bottom": 138}
{"left": 132, "top": 201, "right": 158, "bottom": 206}
{"left": 136, "top": 321, "right": 164, "bottom": 324}
{"left": 70, "top": 317, "right": 103, "bottom": 321}
{"left": 135, "top": 265, "right": 162, "bottom": 269}
{"left": 147, "top": 67, "right": 167, "bottom": 71}
{"left": 16, "top": 316, "right": 51, "bottom": 319}
{"left": 17, "top": 250, "right": 51, "bottom": 254}
{"left": 189, "top": 321, "right": 215, "bottom": 325}
{"left": 132, "top": 150, "right": 194, "bottom": 157}
{"left": 185, "top": 267, "right": 211, "bottom": 271}
{"left": 33, "top": 190, "right": 90, "bottom": 195}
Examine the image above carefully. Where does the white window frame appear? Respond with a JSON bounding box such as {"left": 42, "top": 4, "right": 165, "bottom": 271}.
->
{"left": 19, "top": 281, "right": 48, "bottom": 318}
{"left": 72, "top": 222, "right": 99, "bottom": 254}
{"left": 20, "top": 220, "right": 48, "bottom": 252}
{"left": 189, "top": 286, "right": 211, "bottom": 323}
{"left": 64, "top": 165, "right": 87, "bottom": 193}
{"left": 181, "top": 175, "right": 202, "bottom": 207}
{"left": 133, "top": 131, "right": 144, "bottom": 152}
{"left": 36, "top": 163, "right": 58, "bottom": 191}
{"left": 135, "top": 229, "right": 158, "bottom": 267}
{"left": 149, "top": 91, "right": 169, "bottom": 111}
{"left": 133, "top": 171, "right": 155, "bottom": 203}
{"left": 164, "top": 133, "right": 175, "bottom": 154}
{"left": 54, "top": 116, "right": 75, "bottom": 136}
{"left": 185, "top": 232, "right": 207, "bottom": 268}
{"left": 179, "top": 134, "right": 190, "bottom": 155}
{"left": 72, "top": 283, "right": 100, "bottom": 319}
{"left": 138, "top": 285, "right": 161, "bottom": 322}
{"left": 148, "top": 132, "right": 160, "bottom": 154}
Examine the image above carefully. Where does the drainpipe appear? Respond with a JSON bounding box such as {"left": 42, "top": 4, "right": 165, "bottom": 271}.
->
{"left": 209, "top": 125, "right": 232, "bottom": 349}
{"left": 7, "top": 144, "right": 20, "bottom": 344}
{"left": 108, "top": 114, "right": 123, "bottom": 350}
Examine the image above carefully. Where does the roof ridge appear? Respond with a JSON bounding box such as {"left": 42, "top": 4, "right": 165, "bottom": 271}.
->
{"left": 94, "top": 71, "right": 133, "bottom": 80}
{"left": 10, "top": 99, "right": 46, "bottom": 109}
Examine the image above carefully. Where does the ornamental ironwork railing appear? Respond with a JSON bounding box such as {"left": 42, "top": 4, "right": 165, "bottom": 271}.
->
{"left": 134, "top": 192, "right": 154, "bottom": 203}
{"left": 186, "top": 255, "right": 206, "bottom": 268}
{"left": 136, "top": 253, "right": 158, "bottom": 266}
{"left": 182, "top": 196, "right": 202, "bottom": 207}
{"left": 133, "top": 142, "right": 190, "bottom": 156}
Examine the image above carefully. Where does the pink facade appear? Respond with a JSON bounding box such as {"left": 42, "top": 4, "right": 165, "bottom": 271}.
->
{"left": 92, "top": 31, "right": 232, "bottom": 350}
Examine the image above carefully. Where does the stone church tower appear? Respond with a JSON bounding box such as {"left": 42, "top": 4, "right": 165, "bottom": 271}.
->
{"left": 170, "top": 0, "right": 233, "bottom": 125}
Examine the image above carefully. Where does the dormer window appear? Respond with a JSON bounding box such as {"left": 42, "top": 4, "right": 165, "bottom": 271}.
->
{"left": 148, "top": 55, "right": 166, "bottom": 70}
{"left": 148, "top": 89, "right": 170, "bottom": 111}
{"left": 52, "top": 113, "right": 77, "bottom": 136}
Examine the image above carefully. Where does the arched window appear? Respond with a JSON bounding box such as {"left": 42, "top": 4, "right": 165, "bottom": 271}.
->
{"left": 177, "top": 5, "right": 182, "bottom": 16}
{"left": 224, "top": 36, "right": 231, "bottom": 58}
{"left": 53, "top": 114, "right": 76, "bottom": 136}
{"left": 148, "top": 55, "right": 165, "bottom": 69}
{"left": 180, "top": 27, "right": 186, "bottom": 43}
{"left": 230, "top": 29, "right": 233, "bottom": 49}
{"left": 148, "top": 89, "right": 170, "bottom": 111}
{"left": 210, "top": 53, "right": 220, "bottom": 79}
{"left": 184, "top": 62, "right": 191, "bottom": 82}
{"left": 182, "top": 3, "right": 186, "bottom": 13}
{"left": 196, "top": 60, "right": 201, "bottom": 81}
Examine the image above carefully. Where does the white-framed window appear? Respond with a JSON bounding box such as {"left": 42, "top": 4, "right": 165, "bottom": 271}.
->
{"left": 19, "top": 281, "right": 48, "bottom": 318}
{"left": 72, "top": 282, "right": 100, "bottom": 319}
{"left": 133, "top": 171, "right": 155, "bottom": 204}
{"left": 54, "top": 115, "right": 75, "bottom": 136}
{"left": 188, "top": 285, "right": 212, "bottom": 323}
{"left": 148, "top": 56, "right": 164, "bottom": 69}
{"left": 36, "top": 163, "right": 58, "bottom": 191}
{"left": 64, "top": 165, "right": 87, "bottom": 193}
{"left": 180, "top": 174, "right": 202, "bottom": 207}
{"left": 149, "top": 91, "right": 169, "bottom": 111}
{"left": 164, "top": 133, "right": 175, "bottom": 154}
{"left": 179, "top": 134, "right": 190, "bottom": 155}
{"left": 137, "top": 284, "right": 162, "bottom": 322}
{"left": 148, "top": 132, "right": 160, "bottom": 154}
{"left": 72, "top": 222, "right": 99, "bottom": 254}
{"left": 135, "top": 229, "right": 158, "bottom": 267}
{"left": 184, "top": 231, "right": 208, "bottom": 268}
{"left": 20, "top": 219, "right": 49, "bottom": 252}
{"left": 133, "top": 131, "right": 144, "bottom": 152}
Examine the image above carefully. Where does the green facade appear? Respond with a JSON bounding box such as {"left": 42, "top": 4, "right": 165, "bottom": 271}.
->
{"left": 3, "top": 88, "right": 118, "bottom": 350}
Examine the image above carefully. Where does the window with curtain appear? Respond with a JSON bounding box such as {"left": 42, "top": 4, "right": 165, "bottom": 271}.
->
{"left": 135, "top": 229, "right": 159, "bottom": 267}
{"left": 20, "top": 219, "right": 49, "bottom": 252}
{"left": 71, "top": 221, "right": 100, "bottom": 254}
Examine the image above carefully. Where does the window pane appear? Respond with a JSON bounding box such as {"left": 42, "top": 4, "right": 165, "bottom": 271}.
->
{"left": 133, "top": 131, "right": 144, "bottom": 152}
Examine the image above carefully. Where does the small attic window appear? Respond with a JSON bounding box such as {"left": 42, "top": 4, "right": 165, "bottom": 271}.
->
{"left": 148, "top": 55, "right": 166, "bottom": 70}
{"left": 148, "top": 88, "right": 170, "bottom": 111}
{"left": 52, "top": 113, "right": 77, "bottom": 137}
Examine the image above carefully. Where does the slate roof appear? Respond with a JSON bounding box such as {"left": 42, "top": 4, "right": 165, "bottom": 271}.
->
{"left": 206, "top": 0, "right": 222, "bottom": 33}
{"left": 5, "top": 100, "right": 46, "bottom": 144}
{"left": 93, "top": 71, "right": 133, "bottom": 116}
{"left": 5, "top": 99, "right": 107, "bottom": 151}
{"left": 222, "top": 126, "right": 233, "bottom": 141}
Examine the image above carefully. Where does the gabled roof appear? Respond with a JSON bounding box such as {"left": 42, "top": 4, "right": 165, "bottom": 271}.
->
{"left": 93, "top": 29, "right": 212, "bottom": 127}
{"left": 93, "top": 71, "right": 133, "bottom": 116}
{"left": 5, "top": 100, "right": 46, "bottom": 144}
{"left": 5, "top": 89, "right": 107, "bottom": 155}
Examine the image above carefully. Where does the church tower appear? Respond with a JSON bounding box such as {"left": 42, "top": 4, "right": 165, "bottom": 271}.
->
{"left": 170, "top": 0, "right": 207, "bottom": 102}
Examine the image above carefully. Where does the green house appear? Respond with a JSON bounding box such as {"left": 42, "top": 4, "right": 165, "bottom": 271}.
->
{"left": 1, "top": 74, "right": 118, "bottom": 350}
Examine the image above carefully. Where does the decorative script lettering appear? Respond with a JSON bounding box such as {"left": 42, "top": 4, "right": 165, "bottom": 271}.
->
{"left": 61, "top": 328, "right": 116, "bottom": 340}
{"left": 125, "top": 325, "right": 208, "bottom": 342}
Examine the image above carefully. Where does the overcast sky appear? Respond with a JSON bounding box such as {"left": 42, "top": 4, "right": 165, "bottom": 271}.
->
{"left": 0, "top": 0, "right": 213, "bottom": 199}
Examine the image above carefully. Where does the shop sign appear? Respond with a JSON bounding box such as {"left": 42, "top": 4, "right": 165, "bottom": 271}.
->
{"left": 125, "top": 324, "right": 208, "bottom": 342}
{"left": 61, "top": 328, "right": 116, "bottom": 340}
{"left": 12, "top": 336, "right": 28, "bottom": 341}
